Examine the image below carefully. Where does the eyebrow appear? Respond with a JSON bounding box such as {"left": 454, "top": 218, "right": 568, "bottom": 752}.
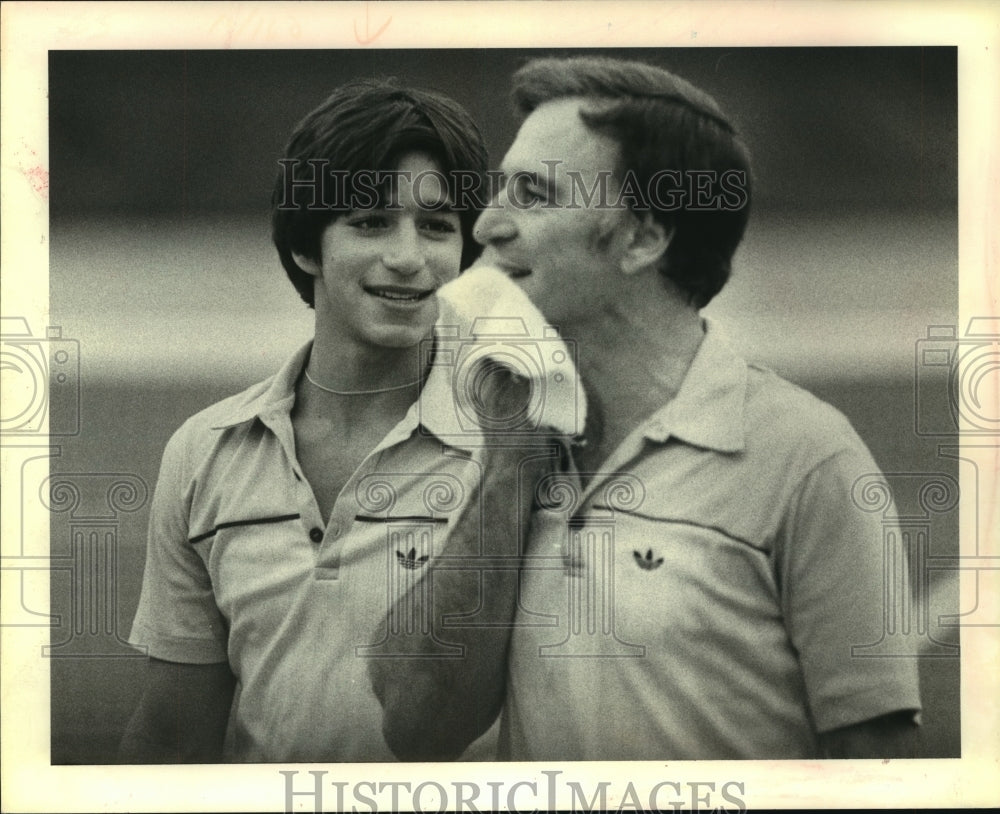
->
{"left": 364, "top": 192, "right": 458, "bottom": 212}
{"left": 499, "top": 166, "right": 558, "bottom": 199}
{"left": 424, "top": 198, "right": 458, "bottom": 212}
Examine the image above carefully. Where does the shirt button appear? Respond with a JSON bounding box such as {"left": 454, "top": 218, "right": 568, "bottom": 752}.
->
{"left": 309, "top": 527, "right": 323, "bottom": 543}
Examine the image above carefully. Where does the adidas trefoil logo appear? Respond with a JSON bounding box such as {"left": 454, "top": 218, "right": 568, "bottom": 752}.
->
{"left": 633, "top": 549, "right": 664, "bottom": 571}
{"left": 397, "top": 547, "right": 430, "bottom": 570}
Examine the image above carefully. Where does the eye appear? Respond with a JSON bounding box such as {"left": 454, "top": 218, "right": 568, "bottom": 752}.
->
{"left": 419, "top": 213, "right": 460, "bottom": 236}
{"left": 523, "top": 184, "right": 546, "bottom": 203}
{"left": 347, "top": 213, "right": 389, "bottom": 231}
{"left": 507, "top": 173, "right": 548, "bottom": 206}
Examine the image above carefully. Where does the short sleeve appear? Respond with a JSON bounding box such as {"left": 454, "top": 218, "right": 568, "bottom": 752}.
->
{"left": 128, "top": 425, "right": 229, "bottom": 663}
{"left": 777, "top": 446, "right": 922, "bottom": 733}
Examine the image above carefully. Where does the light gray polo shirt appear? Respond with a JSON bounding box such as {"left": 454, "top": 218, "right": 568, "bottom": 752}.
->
{"left": 502, "top": 322, "right": 922, "bottom": 760}
{"left": 129, "top": 331, "right": 489, "bottom": 762}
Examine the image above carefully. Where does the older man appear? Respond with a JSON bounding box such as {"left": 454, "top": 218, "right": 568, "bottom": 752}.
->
{"left": 469, "top": 56, "right": 921, "bottom": 761}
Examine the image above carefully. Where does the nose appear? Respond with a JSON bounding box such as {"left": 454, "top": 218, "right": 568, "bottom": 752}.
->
{"left": 473, "top": 191, "right": 517, "bottom": 247}
{"left": 381, "top": 224, "right": 424, "bottom": 275}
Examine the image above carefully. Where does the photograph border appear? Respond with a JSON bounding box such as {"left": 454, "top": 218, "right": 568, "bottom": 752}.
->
{"left": 2, "top": 2, "right": 998, "bottom": 811}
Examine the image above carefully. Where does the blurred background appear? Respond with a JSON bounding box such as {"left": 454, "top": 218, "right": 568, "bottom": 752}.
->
{"left": 46, "top": 47, "right": 960, "bottom": 762}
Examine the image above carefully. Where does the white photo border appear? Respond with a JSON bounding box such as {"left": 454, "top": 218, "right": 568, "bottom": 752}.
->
{"left": 1, "top": 1, "right": 997, "bottom": 811}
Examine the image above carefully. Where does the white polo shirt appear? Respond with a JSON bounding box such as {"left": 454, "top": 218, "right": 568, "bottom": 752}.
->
{"left": 501, "top": 322, "right": 921, "bottom": 760}
{"left": 129, "top": 333, "right": 490, "bottom": 762}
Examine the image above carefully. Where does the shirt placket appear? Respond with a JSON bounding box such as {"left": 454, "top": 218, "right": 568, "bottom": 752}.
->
{"left": 310, "top": 451, "right": 388, "bottom": 580}
{"left": 296, "top": 407, "right": 423, "bottom": 579}
{"left": 256, "top": 407, "right": 336, "bottom": 573}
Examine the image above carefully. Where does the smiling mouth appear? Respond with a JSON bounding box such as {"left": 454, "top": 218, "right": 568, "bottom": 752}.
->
{"left": 475, "top": 253, "right": 532, "bottom": 279}
{"left": 493, "top": 263, "right": 531, "bottom": 279}
{"left": 364, "top": 285, "right": 435, "bottom": 303}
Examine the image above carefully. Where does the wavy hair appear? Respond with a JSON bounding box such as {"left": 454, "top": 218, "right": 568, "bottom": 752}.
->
{"left": 271, "top": 79, "right": 489, "bottom": 307}
{"left": 512, "top": 57, "right": 752, "bottom": 307}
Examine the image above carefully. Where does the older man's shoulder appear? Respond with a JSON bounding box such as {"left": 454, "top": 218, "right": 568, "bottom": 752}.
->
{"left": 743, "top": 363, "right": 868, "bottom": 465}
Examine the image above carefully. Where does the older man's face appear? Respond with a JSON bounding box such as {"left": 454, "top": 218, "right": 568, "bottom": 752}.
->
{"left": 473, "top": 98, "right": 633, "bottom": 334}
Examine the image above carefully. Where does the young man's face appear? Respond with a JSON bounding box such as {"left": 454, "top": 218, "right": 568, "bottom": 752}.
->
{"left": 296, "top": 151, "right": 463, "bottom": 351}
{"left": 473, "top": 98, "right": 631, "bottom": 333}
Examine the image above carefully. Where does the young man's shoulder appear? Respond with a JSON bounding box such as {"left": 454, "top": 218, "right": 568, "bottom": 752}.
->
{"left": 165, "top": 374, "right": 279, "bottom": 459}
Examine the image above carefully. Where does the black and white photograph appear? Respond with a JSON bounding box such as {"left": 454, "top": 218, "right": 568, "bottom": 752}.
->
{"left": 1, "top": 2, "right": 997, "bottom": 811}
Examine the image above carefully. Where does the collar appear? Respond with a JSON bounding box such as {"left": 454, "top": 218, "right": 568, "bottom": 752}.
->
{"left": 210, "top": 342, "right": 309, "bottom": 430}
{"left": 208, "top": 307, "right": 479, "bottom": 452}
{"left": 639, "top": 318, "right": 747, "bottom": 453}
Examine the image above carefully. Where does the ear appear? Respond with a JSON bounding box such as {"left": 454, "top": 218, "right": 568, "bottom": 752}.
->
{"left": 619, "top": 212, "right": 672, "bottom": 276}
{"left": 292, "top": 251, "right": 322, "bottom": 278}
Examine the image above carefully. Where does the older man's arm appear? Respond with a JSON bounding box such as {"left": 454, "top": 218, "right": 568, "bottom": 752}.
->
{"left": 368, "top": 440, "right": 557, "bottom": 761}
{"left": 818, "top": 710, "right": 920, "bottom": 759}
{"left": 367, "top": 367, "right": 561, "bottom": 761}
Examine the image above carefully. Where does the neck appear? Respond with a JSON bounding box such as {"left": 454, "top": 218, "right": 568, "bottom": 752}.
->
{"left": 564, "top": 279, "right": 704, "bottom": 462}
{"left": 308, "top": 324, "right": 428, "bottom": 396}
{"left": 307, "top": 344, "right": 425, "bottom": 394}
{"left": 296, "top": 337, "right": 426, "bottom": 432}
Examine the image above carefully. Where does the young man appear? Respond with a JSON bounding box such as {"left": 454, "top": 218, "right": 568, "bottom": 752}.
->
{"left": 469, "top": 57, "right": 922, "bottom": 760}
{"left": 119, "top": 79, "right": 503, "bottom": 762}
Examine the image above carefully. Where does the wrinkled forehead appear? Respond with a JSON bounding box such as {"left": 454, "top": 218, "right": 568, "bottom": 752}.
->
{"left": 503, "top": 98, "right": 621, "bottom": 179}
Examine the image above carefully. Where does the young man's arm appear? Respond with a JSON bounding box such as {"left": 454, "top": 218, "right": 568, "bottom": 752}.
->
{"left": 367, "top": 367, "right": 559, "bottom": 761}
{"left": 118, "top": 658, "right": 236, "bottom": 763}
{"left": 121, "top": 416, "right": 236, "bottom": 763}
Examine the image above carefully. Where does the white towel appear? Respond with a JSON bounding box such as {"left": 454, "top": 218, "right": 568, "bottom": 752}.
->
{"left": 434, "top": 266, "right": 586, "bottom": 436}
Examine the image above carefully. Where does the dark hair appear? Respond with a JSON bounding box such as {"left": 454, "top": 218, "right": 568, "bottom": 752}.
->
{"left": 512, "top": 57, "right": 752, "bottom": 308}
{"left": 271, "top": 79, "right": 489, "bottom": 307}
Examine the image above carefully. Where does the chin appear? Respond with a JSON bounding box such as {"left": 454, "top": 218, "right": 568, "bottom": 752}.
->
{"left": 366, "top": 302, "right": 439, "bottom": 348}
{"left": 366, "top": 324, "right": 434, "bottom": 350}
{"left": 516, "top": 279, "right": 556, "bottom": 318}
